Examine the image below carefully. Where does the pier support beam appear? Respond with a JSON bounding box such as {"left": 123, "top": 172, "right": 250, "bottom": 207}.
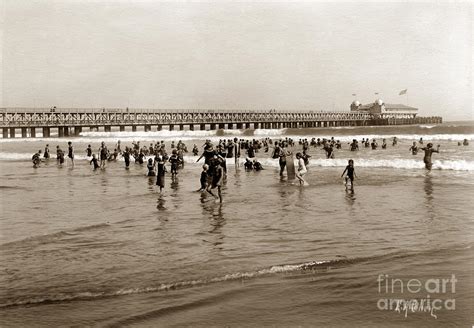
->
{"left": 179, "top": 124, "right": 184, "bottom": 131}
{"left": 189, "top": 124, "right": 194, "bottom": 131}
{"left": 236, "top": 123, "right": 243, "bottom": 129}
{"left": 245, "top": 123, "right": 250, "bottom": 129}
{"left": 42, "top": 127, "right": 51, "bottom": 138}
{"left": 3, "top": 128, "right": 8, "bottom": 138}
{"left": 74, "top": 127, "right": 82, "bottom": 136}
{"left": 132, "top": 126, "right": 137, "bottom": 132}
{"left": 227, "top": 123, "right": 233, "bottom": 129}
{"left": 218, "top": 123, "right": 225, "bottom": 129}
{"left": 200, "top": 124, "right": 206, "bottom": 130}
{"left": 30, "top": 128, "right": 36, "bottom": 138}
{"left": 21, "top": 128, "right": 27, "bottom": 138}
{"left": 144, "top": 125, "right": 151, "bottom": 132}
{"left": 104, "top": 126, "right": 111, "bottom": 132}
{"left": 9, "top": 128, "right": 15, "bottom": 138}
{"left": 58, "top": 127, "right": 64, "bottom": 137}
{"left": 169, "top": 124, "right": 174, "bottom": 131}
{"left": 210, "top": 123, "right": 216, "bottom": 130}
{"left": 157, "top": 125, "right": 162, "bottom": 131}
{"left": 120, "top": 126, "right": 125, "bottom": 132}
{"left": 254, "top": 123, "right": 259, "bottom": 129}
{"left": 64, "top": 127, "right": 70, "bottom": 137}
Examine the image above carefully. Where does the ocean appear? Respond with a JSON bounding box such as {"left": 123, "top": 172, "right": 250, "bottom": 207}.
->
{"left": 0, "top": 122, "right": 473, "bottom": 327}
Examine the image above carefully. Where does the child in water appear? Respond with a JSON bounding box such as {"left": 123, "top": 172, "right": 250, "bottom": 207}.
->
{"left": 32, "top": 150, "right": 42, "bottom": 168}
{"left": 147, "top": 158, "right": 156, "bottom": 176}
{"left": 90, "top": 154, "right": 99, "bottom": 170}
{"left": 197, "top": 164, "right": 209, "bottom": 192}
{"left": 341, "top": 159, "right": 356, "bottom": 190}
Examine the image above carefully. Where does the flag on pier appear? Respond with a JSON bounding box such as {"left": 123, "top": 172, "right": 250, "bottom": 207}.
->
{"left": 399, "top": 89, "right": 407, "bottom": 95}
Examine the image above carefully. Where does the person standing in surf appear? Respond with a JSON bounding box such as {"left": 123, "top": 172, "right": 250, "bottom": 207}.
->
{"left": 122, "top": 147, "right": 131, "bottom": 169}
{"left": 234, "top": 137, "right": 240, "bottom": 168}
{"left": 295, "top": 152, "right": 308, "bottom": 186}
{"left": 341, "top": 159, "right": 356, "bottom": 190}
{"left": 43, "top": 144, "right": 50, "bottom": 160}
{"left": 56, "top": 145, "right": 65, "bottom": 166}
{"left": 421, "top": 143, "right": 440, "bottom": 170}
{"left": 99, "top": 142, "right": 108, "bottom": 169}
{"left": 156, "top": 155, "right": 166, "bottom": 193}
{"left": 278, "top": 142, "right": 291, "bottom": 176}
{"left": 67, "top": 141, "right": 75, "bottom": 168}
{"left": 208, "top": 156, "right": 224, "bottom": 203}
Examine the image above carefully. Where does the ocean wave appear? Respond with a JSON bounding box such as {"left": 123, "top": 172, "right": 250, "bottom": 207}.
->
{"left": 254, "top": 128, "right": 287, "bottom": 136}
{"left": 3, "top": 245, "right": 470, "bottom": 309}
{"left": 0, "top": 129, "right": 473, "bottom": 144}
{"left": 253, "top": 157, "right": 474, "bottom": 171}
{"left": 0, "top": 260, "right": 332, "bottom": 308}
{"left": 0, "top": 223, "right": 111, "bottom": 249}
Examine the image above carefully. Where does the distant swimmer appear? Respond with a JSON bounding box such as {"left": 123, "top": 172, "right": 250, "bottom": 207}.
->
{"left": 295, "top": 152, "right": 309, "bottom": 186}
{"left": 381, "top": 139, "right": 387, "bottom": 149}
{"left": 371, "top": 139, "right": 378, "bottom": 150}
{"left": 409, "top": 142, "right": 418, "bottom": 155}
{"left": 32, "top": 150, "right": 42, "bottom": 168}
{"left": 86, "top": 145, "right": 92, "bottom": 157}
{"left": 67, "top": 141, "right": 75, "bottom": 168}
{"left": 341, "top": 159, "right": 357, "bottom": 190}
{"left": 419, "top": 137, "right": 424, "bottom": 145}
{"left": 90, "top": 154, "right": 99, "bottom": 170}
{"left": 43, "top": 144, "right": 50, "bottom": 159}
{"left": 463, "top": 139, "right": 469, "bottom": 146}
{"left": 192, "top": 144, "right": 199, "bottom": 156}
{"left": 421, "top": 143, "right": 440, "bottom": 170}
{"left": 349, "top": 139, "right": 359, "bottom": 151}
{"left": 392, "top": 137, "right": 398, "bottom": 146}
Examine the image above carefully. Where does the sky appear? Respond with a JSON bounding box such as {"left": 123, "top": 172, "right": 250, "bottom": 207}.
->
{"left": 1, "top": 0, "right": 472, "bottom": 120}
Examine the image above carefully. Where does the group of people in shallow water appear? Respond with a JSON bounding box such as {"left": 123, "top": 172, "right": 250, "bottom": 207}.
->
{"left": 32, "top": 134, "right": 468, "bottom": 199}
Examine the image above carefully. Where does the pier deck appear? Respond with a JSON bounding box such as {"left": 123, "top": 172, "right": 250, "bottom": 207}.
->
{"left": 0, "top": 108, "right": 442, "bottom": 138}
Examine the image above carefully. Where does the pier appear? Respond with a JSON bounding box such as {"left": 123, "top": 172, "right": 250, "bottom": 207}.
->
{"left": 0, "top": 108, "right": 442, "bottom": 138}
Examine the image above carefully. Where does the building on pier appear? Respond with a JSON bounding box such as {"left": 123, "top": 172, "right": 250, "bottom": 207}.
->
{"left": 350, "top": 99, "right": 418, "bottom": 119}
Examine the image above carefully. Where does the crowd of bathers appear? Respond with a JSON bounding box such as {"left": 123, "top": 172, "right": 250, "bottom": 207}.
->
{"left": 31, "top": 134, "right": 468, "bottom": 198}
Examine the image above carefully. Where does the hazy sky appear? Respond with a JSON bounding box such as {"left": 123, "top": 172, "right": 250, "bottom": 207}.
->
{"left": 1, "top": 1, "right": 472, "bottom": 120}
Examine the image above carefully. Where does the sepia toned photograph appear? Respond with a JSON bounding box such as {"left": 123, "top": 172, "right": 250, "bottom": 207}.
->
{"left": 0, "top": 0, "right": 472, "bottom": 327}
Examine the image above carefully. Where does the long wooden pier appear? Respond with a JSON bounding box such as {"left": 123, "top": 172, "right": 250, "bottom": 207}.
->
{"left": 0, "top": 108, "right": 442, "bottom": 138}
